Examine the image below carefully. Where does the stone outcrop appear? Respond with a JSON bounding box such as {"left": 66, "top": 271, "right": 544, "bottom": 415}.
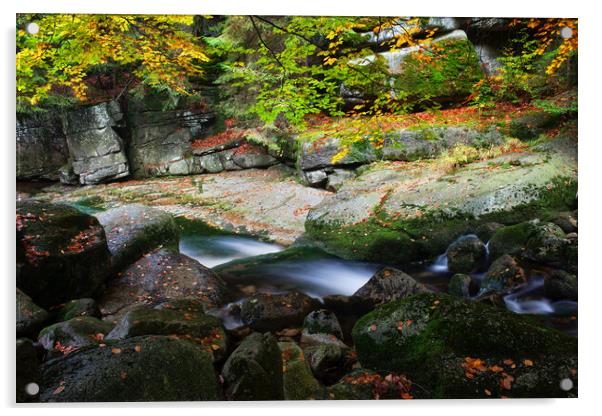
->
{"left": 61, "top": 101, "right": 129, "bottom": 184}
{"left": 16, "top": 112, "right": 69, "bottom": 180}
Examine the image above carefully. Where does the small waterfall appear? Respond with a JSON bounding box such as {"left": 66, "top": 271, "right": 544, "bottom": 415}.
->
{"left": 428, "top": 253, "right": 449, "bottom": 273}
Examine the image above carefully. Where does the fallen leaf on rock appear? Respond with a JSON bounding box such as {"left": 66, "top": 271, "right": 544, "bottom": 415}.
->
{"left": 111, "top": 348, "right": 122, "bottom": 355}
{"left": 523, "top": 359, "right": 534, "bottom": 366}
{"left": 52, "top": 385, "right": 65, "bottom": 395}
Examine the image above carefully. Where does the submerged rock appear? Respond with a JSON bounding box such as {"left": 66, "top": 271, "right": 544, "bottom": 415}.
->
{"left": 240, "top": 292, "right": 321, "bottom": 332}
{"left": 352, "top": 293, "right": 577, "bottom": 398}
{"left": 98, "top": 248, "right": 227, "bottom": 321}
{"left": 38, "top": 316, "right": 113, "bottom": 351}
{"left": 39, "top": 336, "right": 222, "bottom": 402}
{"left": 16, "top": 201, "right": 112, "bottom": 308}
{"left": 55, "top": 298, "right": 101, "bottom": 322}
{"left": 16, "top": 288, "right": 49, "bottom": 338}
{"left": 446, "top": 235, "right": 487, "bottom": 273}
{"left": 96, "top": 204, "right": 180, "bottom": 271}
{"left": 306, "top": 137, "right": 576, "bottom": 263}
{"left": 352, "top": 267, "right": 430, "bottom": 308}
{"left": 221, "top": 332, "right": 284, "bottom": 400}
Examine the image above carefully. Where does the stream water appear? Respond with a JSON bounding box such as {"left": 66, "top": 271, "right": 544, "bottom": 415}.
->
{"left": 179, "top": 229, "right": 578, "bottom": 335}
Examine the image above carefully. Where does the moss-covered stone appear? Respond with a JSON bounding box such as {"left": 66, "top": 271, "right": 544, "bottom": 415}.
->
{"left": 488, "top": 222, "right": 538, "bottom": 260}
{"left": 38, "top": 316, "right": 113, "bottom": 351}
{"left": 221, "top": 332, "right": 284, "bottom": 400}
{"left": 279, "top": 341, "right": 325, "bottom": 400}
{"left": 352, "top": 293, "right": 577, "bottom": 398}
{"left": 448, "top": 274, "right": 472, "bottom": 298}
{"left": 106, "top": 307, "right": 228, "bottom": 361}
{"left": 306, "top": 137, "right": 577, "bottom": 264}
{"left": 303, "top": 309, "right": 343, "bottom": 340}
{"left": 479, "top": 254, "right": 527, "bottom": 295}
{"left": 39, "top": 336, "right": 222, "bottom": 402}
{"left": 16, "top": 201, "right": 112, "bottom": 308}
{"left": 56, "top": 298, "right": 101, "bottom": 321}
{"left": 304, "top": 344, "right": 350, "bottom": 385}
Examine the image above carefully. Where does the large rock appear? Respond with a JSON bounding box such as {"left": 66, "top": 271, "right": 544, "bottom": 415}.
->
{"left": 303, "top": 309, "right": 344, "bottom": 340}
{"left": 487, "top": 221, "right": 537, "bottom": 260}
{"left": 304, "top": 344, "right": 350, "bottom": 385}
{"left": 221, "top": 332, "right": 284, "bottom": 400}
{"left": 279, "top": 342, "right": 324, "bottom": 400}
{"left": 39, "top": 336, "right": 222, "bottom": 402}
{"left": 352, "top": 267, "right": 430, "bottom": 308}
{"left": 524, "top": 222, "right": 570, "bottom": 268}
{"left": 16, "top": 112, "right": 68, "bottom": 180}
{"left": 38, "top": 316, "right": 113, "bottom": 351}
{"left": 445, "top": 235, "right": 487, "bottom": 273}
{"left": 240, "top": 292, "right": 321, "bottom": 332}
{"left": 16, "top": 288, "right": 49, "bottom": 338}
{"left": 16, "top": 201, "right": 112, "bottom": 308}
{"left": 306, "top": 136, "right": 577, "bottom": 264}
{"left": 126, "top": 94, "right": 214, "bottom": 178}
{"left": 299, "top": 137, "right": 377, "bottom": 170}
{"left": 352, "top": 293, "right": 577, "bottom": 398}
{"left": 98, "top": 248, "right": 227, "bottom": 321}
{"left": 106, "top": 307, "right": 228, "bottom": 361}
{"left": 544, "top": 270, "right": 578, "bottom": 301}
{"left": 96, "top": 204, "right": 180, "bottom": 270}
{"left": 382, "top": 126, "right": 502, "bottom": 162}
{"left": 62, "top": 101, "right": 129, "bottom": 184}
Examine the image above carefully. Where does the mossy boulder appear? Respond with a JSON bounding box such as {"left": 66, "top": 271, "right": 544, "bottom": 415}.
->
{"left": 16, "top": 201, "right": 112, "bottom": 308}
{"left": 446, "top": 235, "right": 487, "bottom": 273}
{"left": 544, "top": 270, "right": 578, "bottom": 301}
{"left": 487, "top": 221, "right": 537, "bottom": 260}
{"left": 106, "top": 307, "right": 228, "bottom": 361}
{"left": 56, "top": 298, "right": 101, "bottom": 321}
{"left": 221, "top": 332, "right": 284, "bottom": 400}
{"left": 16, "top": 288, "right": 49, "bottom": 338}
{"left": 448, "top": 274, "right": 473, "bottom": 298}
{"left": 240, "top": 292, "right": 321, "bottom": 332}
{"left": 39, "top": 336, "right": 222, "bottom": 402}
{"left": 38, "top": 316, "right": 113, "bottom": 351}
{"left": 96, "top": 204, "right": 180, "bottom": 271}
{"left": 304, "top": 344, "right": 351, "bottom": 385}
{"left": 524, "top": 222, "right": 570, "bottom": 268}
{"left": 279, "top": 341, "right": 325, "bottom": 400}
{"left": 352, "top": 293, "right": 577, "bottom": 398}
{"left": 306, "top": 137, "right": 577, "bottom": 264}
{"left": 326, "top": 369, "right": 378, "bottom": 400}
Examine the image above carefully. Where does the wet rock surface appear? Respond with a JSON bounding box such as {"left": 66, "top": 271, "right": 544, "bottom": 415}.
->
{"left": 352, "top": 293, "right": 577, "bottom": 398}
{"left": 352, "top": 267, "right": 431, "bottom": 308}
{"left": 38, "top": 316, "right": 113, "bottom": 351}
{"left": 39, "top": 336, "right": 222, "bottom": 402}
{"left": 16, "top": 201, "right": 112, "bottom": 308}
{"left": 445, "top": 235, "right": 487, "bottom": 273}
{"left": 96, "top": 204, "right": 180, "bottom": 270}
{"left": 98, "top": 248, "right": 227, "bottom": 321}
{"left": 16, "top": 288, "right": 50, "bottom": 338}
{"left": 240, "top": 292, "right": 321, "bottom": 332}
{"left": 56, "top": 298, "right": 101, "bottom": 321}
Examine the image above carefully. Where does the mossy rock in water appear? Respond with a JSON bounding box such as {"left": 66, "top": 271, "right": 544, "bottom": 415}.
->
{"left": 479, "top": 254, "right": 527, "bottom": 295}
{"left": 352, "top": 293, "right": 577, "bottom": 398}
{"left": 448, "top": 274, "right": 473, "bottom": 298}
{"left": 306, "top": 137, "right": 577, "bottom": 264}
{"left": 95, "top": 204, "right": 180, "bottom": 271}
{"left": 488, "top": 221, "right": 538, "bottom": 261}
{"left": 38, "top": 316, "right": 113, "bottom": 351}
{"left": 39, "top": 336, "right": 222, "bottom": 402}
{"left": 221, "top": 332, "right": 284, "bottom": 400}
{"left": 16, "top": 201, "right": 112, "bottom": 308}
{"left": 279, "top": 341, "right": 325, "bottom": 400}
{"left": 105, "top": 307, "right": 228, "bottom": 362}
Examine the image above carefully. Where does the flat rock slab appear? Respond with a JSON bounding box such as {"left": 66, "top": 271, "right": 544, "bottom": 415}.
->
{"left": 39, "top": 166, "right": 330, "bottom": 245}
{"left": 306, "top": 137, "right": 577, "bottom": 263}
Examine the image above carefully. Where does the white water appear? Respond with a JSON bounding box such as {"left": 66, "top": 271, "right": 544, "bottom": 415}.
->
{"left": 260, "top": 259, "right": 381, "bottom": 299}
{"left": 180, "top": 235, "right": 284, "bottom": 268}
{"left": 503, "top": 275, "right": 578, "bottom": 315}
